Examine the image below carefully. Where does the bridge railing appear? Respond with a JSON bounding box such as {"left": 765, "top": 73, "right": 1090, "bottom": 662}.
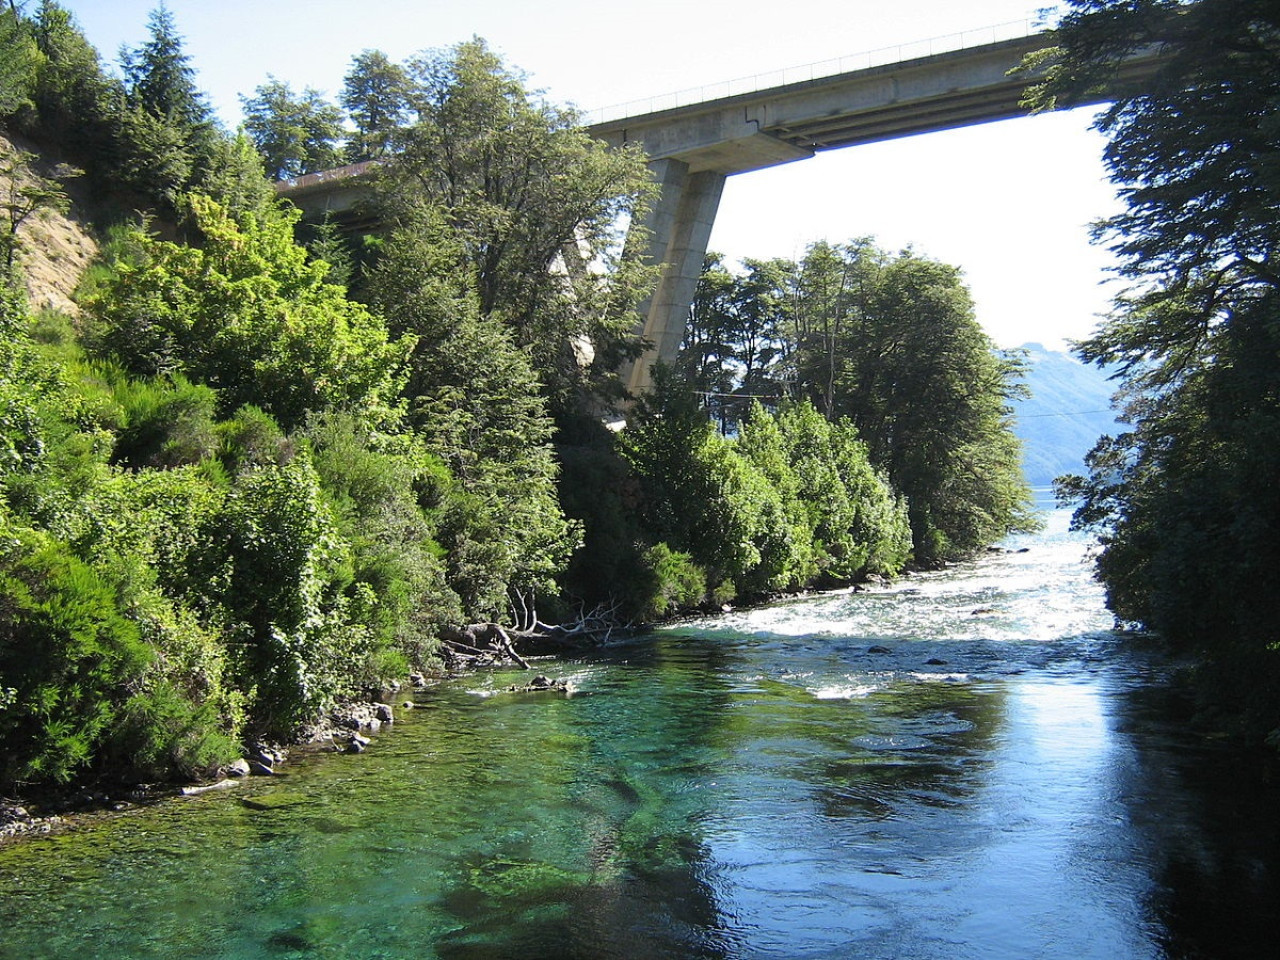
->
{"left": 582, "top": 18, "right": 1042, "bottom": 126}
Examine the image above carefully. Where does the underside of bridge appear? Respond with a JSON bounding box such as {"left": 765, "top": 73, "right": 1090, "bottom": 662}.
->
{"left": 592, "top": 34, "right": 1054, "bottom": 395}
{"left": 277, "top": 33, "right": 1159, "bottom": 396}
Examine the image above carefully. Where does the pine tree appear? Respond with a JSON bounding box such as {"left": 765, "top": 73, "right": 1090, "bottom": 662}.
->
{"left": 341, "top": 49, "right": 409, "bottom": 161}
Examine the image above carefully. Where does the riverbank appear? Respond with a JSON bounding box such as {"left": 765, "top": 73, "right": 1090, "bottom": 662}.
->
{"left": 3, "top": 518, "right": 1278, "bottom": 960}
{"left": 0, "top": 536, "right": 1137, "bottom": 847}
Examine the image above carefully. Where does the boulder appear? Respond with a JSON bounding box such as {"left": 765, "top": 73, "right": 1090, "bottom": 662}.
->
{"left": 507, "top": 675, "right": 569, "bottom": 694}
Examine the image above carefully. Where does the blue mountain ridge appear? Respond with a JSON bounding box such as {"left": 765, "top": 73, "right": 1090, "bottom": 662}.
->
{"left": 1007, "top": 342, "right": 1123, "bottom": 488}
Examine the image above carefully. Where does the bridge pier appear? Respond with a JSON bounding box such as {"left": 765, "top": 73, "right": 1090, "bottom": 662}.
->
{"left": 623, "top": 159, "right": 726, "bottom": 396}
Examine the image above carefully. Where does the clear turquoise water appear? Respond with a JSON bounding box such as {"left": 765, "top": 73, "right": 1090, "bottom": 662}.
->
{"left": 1, "top": 509, "right": 1276, "bottom": 958}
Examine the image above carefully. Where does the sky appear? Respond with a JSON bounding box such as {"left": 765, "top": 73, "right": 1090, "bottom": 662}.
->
{"left": 51, "top": 0, "right": 1125, "bottom": 351}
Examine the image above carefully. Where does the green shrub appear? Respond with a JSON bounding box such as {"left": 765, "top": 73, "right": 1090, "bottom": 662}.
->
{"left": 0, "top": 532, "right": 151, "bottom": 786}
{"left": 203, "top": 451, "right": 361, "bottom": 736}
{"left": 110, "top": 374, "right": 219, "bottom": 469}
{"left": 634, "top": 542, "right": 706, "bottom": 621}
{"left": 304, "top": 411, "right": 459, "bottom": 669}
{"left": 217, "top": 404, "right": 289, "bottom": 476}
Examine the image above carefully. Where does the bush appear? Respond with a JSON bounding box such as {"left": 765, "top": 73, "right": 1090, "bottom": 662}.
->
{"left": 217, "top": 404, "right": 289, "bottom": 476}
{"left": 304, "top": 411, "right": 458, "bottom": 669}
{"left": 0, "top": 531, "right": 151, "bottom": 786}
{"left": 109, "top": 374, "right": 219, "bottom": 469}
{"left": 201, "top": 450, "right": 365, "bottom": 736}
{"left": 634, "top": 543, "right": 706, "bottom": 621}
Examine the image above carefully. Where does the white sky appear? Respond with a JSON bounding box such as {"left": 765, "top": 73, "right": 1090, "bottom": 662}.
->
{"left": 53, "top": 0, "right": 1124, "bottom": 351}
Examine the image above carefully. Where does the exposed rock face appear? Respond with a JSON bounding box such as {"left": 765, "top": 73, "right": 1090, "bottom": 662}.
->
{"left": 0, "top": 133, "right": 98, "bottom": 317}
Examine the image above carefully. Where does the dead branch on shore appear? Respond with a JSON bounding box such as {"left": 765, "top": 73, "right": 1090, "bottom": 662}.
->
{"left": 439, "top": 622, "right": 531, "bottom": 670}
{"left": 439, "top": 594, "right": 635, "bottom": 671}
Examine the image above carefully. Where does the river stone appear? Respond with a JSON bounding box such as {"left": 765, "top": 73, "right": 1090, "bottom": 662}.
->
{"left": 347, "top": 733, "right": 371, "bottom": 754}
{"left": 248, "top": 760, "right": 277, "bottom": 776}
{"left": 508, "top": 675, "right": 569, "bottom": 694}
{"left": 226, "top": 759, "right": 252, "bottom": 777}
{"left": 867, "top": 645, "right": 892, "bottom": 654}
{"left": 375, "top": 703, "right": 394, "bottom": 723}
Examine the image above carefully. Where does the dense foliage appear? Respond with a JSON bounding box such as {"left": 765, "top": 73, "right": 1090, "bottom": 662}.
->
{"left": 1032, "top": 0, "right": 1280, "bottom": 737}
{"left": 0, "top": 3, "right": 1041, "bottom": 791}
{"left": 613, "top": 366, "right": 911, "bottom": 616}
{"left": 375, "top": 39, "right": 659, "bottom": 414}
{"left": 685, "top": 242, "right": 1036, "bottom": 562}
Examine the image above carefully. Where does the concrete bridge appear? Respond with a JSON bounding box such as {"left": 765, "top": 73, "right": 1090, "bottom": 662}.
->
{"left": 278, "top": 30, "right": 1158, "bottom": 394}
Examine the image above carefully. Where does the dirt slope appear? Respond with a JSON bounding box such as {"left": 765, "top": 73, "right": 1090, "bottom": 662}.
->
{"left": 1, "top": 132, "right": 98, "bottom": 316}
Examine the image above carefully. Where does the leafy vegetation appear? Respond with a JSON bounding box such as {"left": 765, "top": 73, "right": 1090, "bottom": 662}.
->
{"left": 0, "top": 3, "right": 1042, "bottom": 791}
{"left": 1031, "top": 0, "right": 1280, "bottom": 739}
{"left": 684, "top": 241, "right": 1036, "bottom": 562}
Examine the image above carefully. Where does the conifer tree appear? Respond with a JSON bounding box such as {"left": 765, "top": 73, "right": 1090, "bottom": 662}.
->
{"left": 341, "top": 49, "right": 409, "bottom": 161}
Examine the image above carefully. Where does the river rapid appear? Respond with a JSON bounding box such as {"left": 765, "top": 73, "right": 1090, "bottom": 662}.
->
{"left": 1, "top": 506, "right": 1277, "bottom": 959}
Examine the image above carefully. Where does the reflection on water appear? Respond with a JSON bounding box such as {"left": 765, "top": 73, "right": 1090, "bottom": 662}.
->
{"left": 0, "top": 509, "right": 1276, "bottom": 959}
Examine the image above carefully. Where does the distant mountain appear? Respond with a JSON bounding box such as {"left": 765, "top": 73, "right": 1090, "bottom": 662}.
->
{"left": 1008, "top": 343, "right": 1123, "bottom": 488}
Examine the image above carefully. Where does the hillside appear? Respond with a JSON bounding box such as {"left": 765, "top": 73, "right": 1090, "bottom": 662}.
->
{"left": 1010, "top": 342, "right": 1122, "bottom": 488}
{"left": 1, "top": 133, "right": 98, "bottom": 315}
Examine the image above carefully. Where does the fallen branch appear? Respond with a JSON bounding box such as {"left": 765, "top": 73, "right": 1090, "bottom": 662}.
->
{"left": 180, "top": 779, "right": 240, "bottom": 796}
{"left": 440, "top": 622, "right": 531, "bottom": 669}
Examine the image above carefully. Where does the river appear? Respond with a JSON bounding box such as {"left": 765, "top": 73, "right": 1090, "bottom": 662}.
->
{"left": 1, "top": 506, "right": 1277, "bottom": 959}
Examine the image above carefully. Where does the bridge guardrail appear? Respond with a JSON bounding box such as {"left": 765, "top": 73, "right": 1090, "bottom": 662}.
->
{"left": 582, "top": 18, "right": 1041, "bottom": 125}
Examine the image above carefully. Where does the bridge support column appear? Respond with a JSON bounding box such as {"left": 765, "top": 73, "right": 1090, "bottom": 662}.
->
{"left": 623, "top": 158, "right": 726, "bottom": 396}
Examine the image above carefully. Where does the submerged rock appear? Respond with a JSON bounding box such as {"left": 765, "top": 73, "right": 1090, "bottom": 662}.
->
{"left": 507, "top": 675, "right": 569, "bottom": 694}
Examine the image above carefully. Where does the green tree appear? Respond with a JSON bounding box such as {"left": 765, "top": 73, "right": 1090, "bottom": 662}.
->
{"left": 303, "top": 411, "right": 459, "bottom": 669}
{"left": 341, "top": 49, "right": 409, "bottom": 161}
{"left": 683, "top": 254, "right": 792, "bottom": 428}
{"left": 368, "top": 219, "right": 580, "bottom": 620}
{"left": 0, "top": 531, "right": 151, "bottom": 786}
{"left": 241, "top": 77, "right": 346, "bottom": 180}
{"left": 0, "top": 149, "right": 74, "bottom": 277}
{"left": 782, "top": 241, "right": 1034, "bottom": 561}
{"left": 201, "top": 449, "right": 357, "bottom": 736}
{"left": 849, "top": 252, "right": 1032, "bottom": 560}
{"left": 24, "top": 1, "right": 121, "bottom": 169}
{"left": 83, "top": 194, "right": 410, "bottom": 429}
{"left": 117, "top": 4, "right": 218, "bottom": 210}
{"left": 618, "top": 365, "right": 771, "bottom": 595}
{"left": 681, "top": 253, "right": 739, "bottom": 403}
{"left": 0, "top": 4, "right": 42, "bottom": 118}
{"left": 786, "top": 239, "right": 882, "bottom": 418}
{"left": 120, "top": 4, "right": 211, "bottom": 135}
{"left": 197, "top": 130, "right": 276, "bottom": 220}
{"left": 383, "top": 38, "right": 658, "bottom": 413}
{"left": 1031, "top": 0, "right": 1280, "bottom": 734}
